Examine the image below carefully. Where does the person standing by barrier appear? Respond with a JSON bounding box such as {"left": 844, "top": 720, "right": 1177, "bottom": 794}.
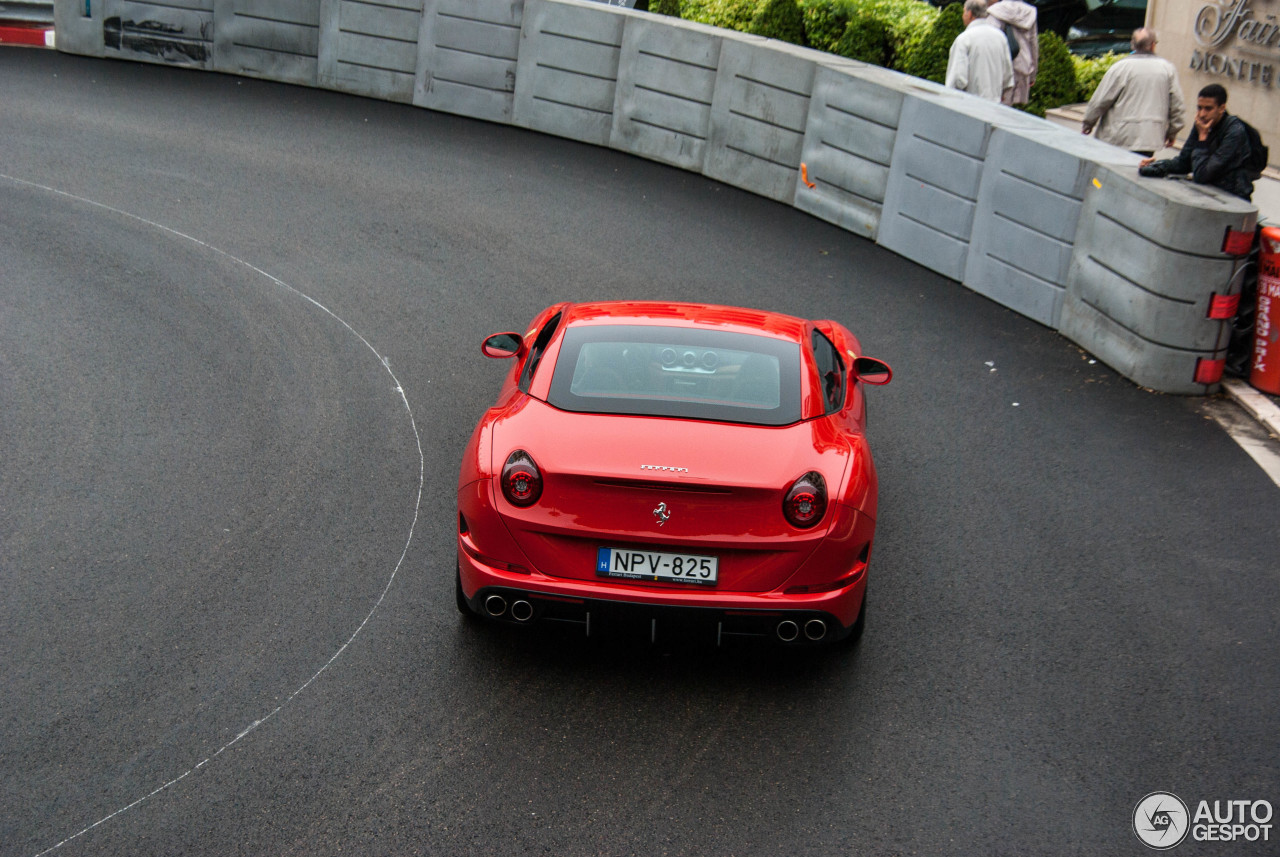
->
{"left": 1081, "top": 29, "right": 1183, "bottom": 157}
{"left": 1139, "top": 84, "right": 1260, "bottom": 377}
{"left": 945, "top": 0, "right": 1014, "bottom": 103}
{"left": 987, "top": 0, "right": 1037, "bottom": 106}
{"left": 1138, "top": 84, "right": 1254, "bottom": 200}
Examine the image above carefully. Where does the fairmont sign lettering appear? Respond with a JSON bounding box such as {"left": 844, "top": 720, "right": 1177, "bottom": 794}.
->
{"left": 1195, "top": 0, "right": 1280, "bottom": 47}
{"left": 1192, "top": 0, "right": 1280, "bottom": 85}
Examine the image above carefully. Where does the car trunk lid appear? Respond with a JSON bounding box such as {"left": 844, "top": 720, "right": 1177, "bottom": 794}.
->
{"left": 490, "top": 404, "right": 849, "bottom": 593}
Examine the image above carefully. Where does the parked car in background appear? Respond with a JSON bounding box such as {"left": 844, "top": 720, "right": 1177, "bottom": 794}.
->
{"left": 1066, "top": 0, "right": 1147, "bottom": 57}
{"left": 930, "top": 0, "right": 1086, "bottom": 37}
{"left": 1028, "top": 0, "right": 1090, "bottom": 38}
{"left": 926, "top": 0, "right": 1144, "bottom": 47}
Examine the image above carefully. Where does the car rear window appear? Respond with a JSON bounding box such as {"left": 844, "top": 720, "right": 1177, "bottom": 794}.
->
{"left": 546, "top": 325, "right": 802, "bottom": 425}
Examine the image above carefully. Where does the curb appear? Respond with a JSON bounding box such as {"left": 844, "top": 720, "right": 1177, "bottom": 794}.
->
{"left": 1223, "top": 378, "right": 1280, "bottom": 438}
{"left": 0, "top": 23, "right": 55, "bottom": 47}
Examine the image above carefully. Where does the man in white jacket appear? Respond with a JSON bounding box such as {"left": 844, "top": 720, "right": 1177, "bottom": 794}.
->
{"left": 1082, "top": 29, "right": 1185, "bottom": 156}
{"left": 945, "top": 0, "right": 1014, "bottom": 103}
{"left": 987, "top": 0, "right": 1038, "bottom": 106}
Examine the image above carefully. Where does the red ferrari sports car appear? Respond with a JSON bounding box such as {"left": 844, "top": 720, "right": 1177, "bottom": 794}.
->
{"left": 456, "top": 301, "right": 891, "bottom": 646}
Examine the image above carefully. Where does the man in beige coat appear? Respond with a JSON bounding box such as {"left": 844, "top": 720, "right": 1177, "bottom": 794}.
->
{"left": 1081, "top": 29, "right": 1185, "bottom": 156}
{"left": 987, "top": 0, "right": 1038, "bottom": 106}
{"left": 945, "top": 0, "right": 1014, "bottom": 103}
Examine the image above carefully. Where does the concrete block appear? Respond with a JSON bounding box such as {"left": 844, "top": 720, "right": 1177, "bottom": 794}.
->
{"left": 215, "top": 0, "right": 318, "bottom": 85}
{"left": 703, "top": 35, "right": 817, "bottom": 204}
{"left": 878, "top": 89, "right": 1051, "bottom": 282}
{"left": 319, "top": 0, "right": 420, "bottom": 102}
{"left": 53, "top": 0, "right": 106, "bottom": 56}
{"left": 609, "top": 14, "right": 721, "bottom": 171}
{"left": 338, "top": 0, "right": 419, "bottom": 41}
{"left": 1058, "top": 297, "right": 1232, "bottom": 394}
{"left": 877, "top": 94, "right": 993, "bottom": 280}
{"left": 1060, "top": 164, "right": 1257, "bottom": 393}
{"left": 795, "top": 62, "right": 904, "bottom": 240}
{"left": 102, "top": 0, "right": 214, "bottom": 68}
{"left": 964, "top": 127, "right": 1135, "bottom": 328}
{"left": 512, "top": 0, "right": 627, "bottom": 146}
{"left": 415, "top": 0, "right": 524, "bottom": 123}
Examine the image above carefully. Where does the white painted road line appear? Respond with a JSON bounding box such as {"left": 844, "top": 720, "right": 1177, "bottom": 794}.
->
{"left": 1223, "top": 378, "right": 1280, "bottom": 439}
{"left": 2, "top": 174, "right": 426, "bottom": 857}
{"left": 1203, "top": 395, "right": 1280, "bottom": 490}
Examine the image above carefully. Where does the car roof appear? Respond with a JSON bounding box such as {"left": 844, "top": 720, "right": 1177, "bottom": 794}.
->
{"left": 559, "top": 301, "right": 810, "bottom": 343}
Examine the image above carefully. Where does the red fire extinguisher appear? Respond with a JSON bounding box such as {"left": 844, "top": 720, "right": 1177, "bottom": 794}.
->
{"left": 1254, "top": 227, "right": 1280, "bottom": 394}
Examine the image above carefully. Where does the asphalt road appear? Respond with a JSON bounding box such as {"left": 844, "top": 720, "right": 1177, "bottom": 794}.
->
{"left": 2, "top": 50, "right": 1278, "bottom": 857}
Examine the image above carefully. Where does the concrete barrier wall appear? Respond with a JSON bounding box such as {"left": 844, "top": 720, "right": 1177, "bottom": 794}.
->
{"left": 879, "top": 94, "right": 997, "bottom": 283}
{"left": 965, "top": 127, "right": 1136, "bottom": 328}
{"left": 1060, "top": 167, "right": 1255, "bottom": 394}
{"left": 703, "top": 37, "right": 815, "bottom": 205}
{"left": 218, "top": 0, "right": 320, "bottom": 86}
{"left": 102, "top": 0, "right": 215, "bottom": 68}
{"left": 49, "top": 0, "right": 1260, "bottom": 394}
{"left": 319, "top": 0, "right": 420, "bottom": 101}
{"left": 795, "top": 62, "right": 905, "bottom": 240}
{"left": 415, "top": 0, "right": 523, "bottom": 123}
{"left": 512, "top": 0, "right": 625, "bottom": 146}
{"left": 610, "top": 13, "right": 720, "bottom": 172}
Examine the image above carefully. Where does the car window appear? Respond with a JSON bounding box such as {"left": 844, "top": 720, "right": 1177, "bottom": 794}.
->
{"left": 811, "top": 329, "right": 845, "bottom": 415}
{"left": 547, "top": 325, "right": 802, "bottom": 426}
{"left": 519, "top": 312, "right": 562, "bottom": 393}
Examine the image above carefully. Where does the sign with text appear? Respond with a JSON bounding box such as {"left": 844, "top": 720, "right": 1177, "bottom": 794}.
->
{"left": 1191, "top": 0, "right": 1280, "bottom": 86}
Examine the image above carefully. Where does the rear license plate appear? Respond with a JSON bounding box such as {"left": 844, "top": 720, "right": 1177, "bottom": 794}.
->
{"left": 596, "top": 547, "right": 718, "bottom": 586}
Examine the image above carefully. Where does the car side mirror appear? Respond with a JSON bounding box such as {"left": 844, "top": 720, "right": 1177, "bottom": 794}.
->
{"left": 853, "top": 357, "right": 892, "bottom": 385}
{"left": 481, "top": 332, "right": 525, "bottom": 358}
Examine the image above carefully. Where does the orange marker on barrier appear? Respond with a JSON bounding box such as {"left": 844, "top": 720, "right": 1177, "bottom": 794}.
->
{"left": 800, "top": 163, "right": 816, "bottom": 189}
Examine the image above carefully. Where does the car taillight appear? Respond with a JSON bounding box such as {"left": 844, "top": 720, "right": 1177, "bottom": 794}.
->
{"left": 501, "top": 450, "right": 543, "bottom": 507}
{"left": 783, "top": 471, "right": 827, "bottom": 528}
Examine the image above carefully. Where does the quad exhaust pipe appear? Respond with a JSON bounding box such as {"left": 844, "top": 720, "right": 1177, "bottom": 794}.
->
{"left": 776, "top": 618, "right": 828, "bottom": 643}
{"left": 484, "top": 594, "right": 534, "bottom": 623}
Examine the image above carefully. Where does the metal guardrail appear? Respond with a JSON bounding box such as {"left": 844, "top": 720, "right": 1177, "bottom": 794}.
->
{"left": 0, "top": 1, "right": 53, "bottom": 24}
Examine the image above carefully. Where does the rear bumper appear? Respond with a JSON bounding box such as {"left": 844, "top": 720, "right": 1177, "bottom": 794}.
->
{"left": 458, "top": 539, "right": 866, "bottom": 644}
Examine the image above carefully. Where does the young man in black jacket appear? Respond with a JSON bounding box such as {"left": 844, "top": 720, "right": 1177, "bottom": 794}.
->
{"left": 1139, "top": 83, "right": 1254, "bottom": 201}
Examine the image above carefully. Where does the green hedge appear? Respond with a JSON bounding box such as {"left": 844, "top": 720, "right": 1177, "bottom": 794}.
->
{"left": 683, "top": 0, "right": 758, "bottom": 30}
{"left": 1024, "top": 31, "right": 1077, "bottom": 117}
{"left": 679, "top": 0, "right": 1114, "bottom": 116}
{"left": 834, "top": 15, "right": 890, "bottom": 65}
{"left": 897, "top": 1, "right": 963, "bottom": 83}
{"left": 749, "top": 0, "right": 807, "bottom": 44}
{"left": 801, "top": 1, "right": 848, "bottom": 51}
{"left": 1073, "top": 51, "right": 1123, "bottom": 102}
